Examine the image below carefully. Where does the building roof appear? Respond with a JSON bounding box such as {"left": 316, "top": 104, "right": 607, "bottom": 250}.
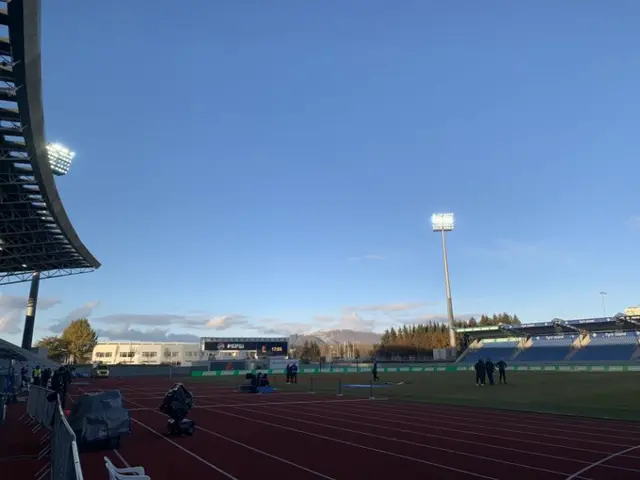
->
{"left": 0, "top": 1, "right": 100, "bottom": 285}
{"left": 458, "top": 315, "right": 640, "bottom": 339}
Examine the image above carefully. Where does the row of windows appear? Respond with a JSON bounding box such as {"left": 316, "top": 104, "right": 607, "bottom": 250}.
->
{"left": 95, "top": 351, "right": 200, "bottom": 358}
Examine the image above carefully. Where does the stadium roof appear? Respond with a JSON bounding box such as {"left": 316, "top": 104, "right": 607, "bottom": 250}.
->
{"left": 0, "top": 1, "right": 100, "bottom": 285}
{"left": 458, "top": 315, "right": 640, "bottom": 338}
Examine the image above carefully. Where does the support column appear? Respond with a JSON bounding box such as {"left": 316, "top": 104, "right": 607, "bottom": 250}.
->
{"left": 21, "top": 271, "right": 40, "bottom": 350}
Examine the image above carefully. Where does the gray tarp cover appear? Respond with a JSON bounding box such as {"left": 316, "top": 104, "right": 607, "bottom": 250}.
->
{"left": 68, "top": 390, "right": 131, "bottom": 443}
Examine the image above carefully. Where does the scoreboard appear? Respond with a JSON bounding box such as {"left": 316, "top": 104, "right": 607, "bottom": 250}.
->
{"left": 201, "top": 337, "right": 288, "bottom": 355}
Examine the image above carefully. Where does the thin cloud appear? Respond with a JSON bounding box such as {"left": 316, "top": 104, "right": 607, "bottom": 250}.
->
{"left": 342, "top": 302, "right": 429, "bottom": 313}
{"left": 95, "top": 325, "right": 200, "bottom": 343}
{"left": 251, "top": 321, "right": 310, "bottom": 336}
{"left": 0, "top": 294, "right": 61, "bottom": 334}
{"left": 205, "top": 315, "right": 249, "bottom": 331}
{"left": 348, "top": 254, "right": 386, "bottom": 262}
{"left": 465, "top": 239, "right": 573, "bottom": 264}
{"left": 392, "top": 313, "right": 482, "bottom": 325}
{"left": 49, "top": 301, "right": 100, "bottom": 333}
{"left": 627, "top": 216, "right": 640, "bottom": 230}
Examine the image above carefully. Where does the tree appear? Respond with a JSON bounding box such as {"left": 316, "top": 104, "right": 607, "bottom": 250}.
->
{"left": 372, "top": 313, "right": 522, "bottom": 358}
{"left": 61, "top": 318, "right": 98, "bottom": 364}
{"left": 35, "top": 336, "right": 69, "bottom": 363}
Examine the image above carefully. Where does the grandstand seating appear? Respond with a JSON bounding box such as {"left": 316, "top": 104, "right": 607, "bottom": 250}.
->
{"left": 513, "top": 335, "right": 576, "bottom": 362}
{"left": 461, "top": 341, "right": 519, "bottom": 363}
{"left": 570, "top": 333, "right": 639, "bottom": 362}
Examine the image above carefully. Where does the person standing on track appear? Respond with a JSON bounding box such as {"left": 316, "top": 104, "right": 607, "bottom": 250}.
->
{"left": 474, "top": 358, "right": 486, "bottom": 386}
{"left": 290, "top": 363, "right": 298, "bottom": 384}
{"left": 485, "top": 358, "right": 495, "bottom": 386}
{"left": 372, "top": 360, "right": 379, "bottom": 382}
{"left": 496, "top": 359, "right": 508, "bottom": 384}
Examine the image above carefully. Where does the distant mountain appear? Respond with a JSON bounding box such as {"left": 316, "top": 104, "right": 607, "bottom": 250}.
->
{"left": 289, "top": 329, "right": 381, "bottom": 347}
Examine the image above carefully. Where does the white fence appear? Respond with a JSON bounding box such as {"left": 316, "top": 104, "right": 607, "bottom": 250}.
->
{"left": 26, "top": 386, "right": 83, "bottom": 480}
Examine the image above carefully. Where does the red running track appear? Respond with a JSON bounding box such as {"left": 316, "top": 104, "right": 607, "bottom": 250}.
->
{"left": 58, "top": 378, "right": 640, "bottom": 479}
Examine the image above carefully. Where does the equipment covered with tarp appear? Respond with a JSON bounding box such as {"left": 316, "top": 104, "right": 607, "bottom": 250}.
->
{"left": 67, "top": 390, "right": 131, "bottom": 448}
{"left": 159, "top": 383, "right": 195, "bottom": 435}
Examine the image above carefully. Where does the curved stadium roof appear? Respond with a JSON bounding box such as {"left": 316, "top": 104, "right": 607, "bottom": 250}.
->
{"left": 0, "top": 0, "right": 100, "bottom": 285}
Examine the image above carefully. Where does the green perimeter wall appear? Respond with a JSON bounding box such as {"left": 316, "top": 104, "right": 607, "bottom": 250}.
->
{"left": 191, "top": 364, "right": 640, "bottom": 377}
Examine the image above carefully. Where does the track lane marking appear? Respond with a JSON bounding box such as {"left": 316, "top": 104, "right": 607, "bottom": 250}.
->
{"left": 565, "top": 445, "right": 640, "bottom": 479}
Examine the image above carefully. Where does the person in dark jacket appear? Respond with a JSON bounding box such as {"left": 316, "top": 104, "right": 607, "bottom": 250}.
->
{"left": 50, "top": 368, "right": 65, "bottom": 408}
{"left": 372, "top": 361, "right": 379, "bottom": 382}
{"left": 474, "top": 359, "right": 486, "bottom": 386}
{"left": 485, "top": 358, "right": 495, "bottom": 386}
{"left": 496, "top": 360, "right": 508, "bottom": 384}
{"left": 41, "top": 367, "right": 51, "bottom": 390}
{"left": 285, "top": 364, "right": 292, "bottom": 384}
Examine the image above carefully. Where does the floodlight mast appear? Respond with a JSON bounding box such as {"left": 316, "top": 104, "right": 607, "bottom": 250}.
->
{"left": 431, "top": 213, "right": 456, "bottom": 349}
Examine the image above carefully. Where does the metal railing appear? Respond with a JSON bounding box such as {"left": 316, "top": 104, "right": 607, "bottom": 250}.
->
{"left": 26, "top": 386, "right": 84, "bottom": 480}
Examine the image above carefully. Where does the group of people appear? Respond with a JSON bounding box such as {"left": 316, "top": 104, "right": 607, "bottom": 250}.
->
{"left": 14, "top": 363, "right": 74, "bottom": 408}
{"left": 25, "top": 364, "right": 54, "bottom": 388}
{"left": 474, "top": 358, "right": 507, "bottom": 386}
{"left": 285, "top": 363, "right": 299, "bottom": 384}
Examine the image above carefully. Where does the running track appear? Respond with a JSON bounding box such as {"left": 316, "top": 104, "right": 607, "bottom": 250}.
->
{"left": 66, "top": 378, "right": 640, "bottom": 480}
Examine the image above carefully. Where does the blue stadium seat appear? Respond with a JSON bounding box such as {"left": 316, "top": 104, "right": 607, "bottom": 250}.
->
{"left": 512, "top": 335, "right": 576, "bottom": 362}
{"left": 460, "top": 342, "right": 519, "bottom": 363}
{"left": 570, "top": 333, "right": 639, "bottom": 361}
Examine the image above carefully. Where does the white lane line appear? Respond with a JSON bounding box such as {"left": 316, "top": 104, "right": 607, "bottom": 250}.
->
{"left": 124, "top": 398, "right": 336, "bottom": 479}
{"left": 124, "top": 397, "right": 384, "bottom": 411}
{"left": 388, "top": 401, "right": 640, "bottom": 437}
{"left": 327, "top": 401, "right": 639, "bottom": 457}
{"left": 130, "top": 418, "right": 238, "bottom": 480}
{"left": 197, "top": 407, "right": 497, "bottom": 479}
{"left": 337, "top": 401, "right": 635, "bottom": 448}
{"left": 113, "top": 449, "right": 131, "bottom": 468}
{"left": 192, "top": 422, "right": 336, "bottom": 479}
{"left": 565, "top": 445, "right": 640, "bottom": 479}
{"left": 262, "top": 402, "right": 640, "bottom": 475}
{"left": 213, "top": 404, "right": 574, "bottom": 478}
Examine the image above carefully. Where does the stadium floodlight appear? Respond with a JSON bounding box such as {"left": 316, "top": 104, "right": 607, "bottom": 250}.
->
{"left": 46, "top": 142, "right": 75, "bottom": 176}
{"left": 431, "top": 213, "right": 456, "bottom": 349}
{"left": 599, "top": 291, "right": 608, "bottom": 317}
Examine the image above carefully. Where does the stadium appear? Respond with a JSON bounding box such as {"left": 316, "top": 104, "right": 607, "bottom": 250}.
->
{"left": 1, "top": 2, "right": 640, "bottom": 480}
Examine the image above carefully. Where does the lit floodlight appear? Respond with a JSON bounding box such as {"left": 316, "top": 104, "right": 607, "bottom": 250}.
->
{"left": 431, "top": 212, "right": 455, "bottom": 232}
{"left": 431, "top": 211, "right": 456, "bottom": 349}
{"left": 46, "top": 142, "right": 76, "bottom": 176}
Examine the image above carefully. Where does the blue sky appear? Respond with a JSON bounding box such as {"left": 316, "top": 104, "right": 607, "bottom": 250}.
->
{"left": 2, "top": 1, "right": 640, "bottom": 344}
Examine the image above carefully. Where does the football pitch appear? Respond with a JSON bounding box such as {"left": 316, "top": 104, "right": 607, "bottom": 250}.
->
{"left": 190, "top": 370, "right": 640, "bottom": 421}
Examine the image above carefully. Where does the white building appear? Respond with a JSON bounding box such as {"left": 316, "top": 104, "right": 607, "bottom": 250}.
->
{"left": 91, "top": 342, "right": 201, "bottom": 366}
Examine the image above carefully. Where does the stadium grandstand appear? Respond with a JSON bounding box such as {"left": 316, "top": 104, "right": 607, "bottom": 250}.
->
{"left": 457, "top": 309, "right": 640, "bottom": 363}
{"left": 1, "top": 2, "right": 100, "bottom": 479}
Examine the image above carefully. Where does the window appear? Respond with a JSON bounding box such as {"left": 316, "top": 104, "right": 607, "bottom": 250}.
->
{"left": 141, "top": 352, "right": 157, "bottom": 358}
{"left": 95, "top": 352, "right": 105, "bottom": 358}
{"left": 172, "top": 352, "right": 180, "bottom": 357}
{"left": 120, "top": 352, "right": 135, "bottom": 358}
{"left": 104, "top": 352, "right": 112, "bottom": 358}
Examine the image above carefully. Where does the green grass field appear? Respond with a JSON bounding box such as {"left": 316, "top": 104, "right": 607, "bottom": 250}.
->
{"left": 191, "top": 371, "right": 640, "bottom": 421}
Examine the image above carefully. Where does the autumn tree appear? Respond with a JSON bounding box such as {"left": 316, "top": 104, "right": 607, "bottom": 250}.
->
{"left": 373, "top": 313, "right": 522, "bottom": 358}
{"left": 61, "top": 318, "right": 98, "bottom": 364}
{"left": 35, "top": 336, "right": 69, "bottom": 363}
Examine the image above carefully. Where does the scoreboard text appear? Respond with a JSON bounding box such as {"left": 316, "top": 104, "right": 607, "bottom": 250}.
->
{"left": 204, "top": 341, "right": 288, "bottom": 354}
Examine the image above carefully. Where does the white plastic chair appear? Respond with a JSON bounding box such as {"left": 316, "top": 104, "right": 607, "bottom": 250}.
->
{"left": 104, "top": 456, "right": 151, "bottom": 479}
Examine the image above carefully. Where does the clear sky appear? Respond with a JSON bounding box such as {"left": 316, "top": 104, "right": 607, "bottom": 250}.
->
{"left": 1, "top": 0, "right": 640, "bottom": 345}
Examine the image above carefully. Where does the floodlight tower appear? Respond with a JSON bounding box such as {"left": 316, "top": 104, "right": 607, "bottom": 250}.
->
{"left": 431, "top": 213, "right": 456, "bottom": 349}
{"left": 46, "top": 143, "right": 75, "bottom": 176}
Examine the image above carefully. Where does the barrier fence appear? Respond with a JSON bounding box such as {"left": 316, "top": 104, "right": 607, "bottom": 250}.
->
{"left": 192, "top": 363, "right": 640, "bottom": 376}
{"left": 26, "top": 386, "right": 83, "bottom": 480}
